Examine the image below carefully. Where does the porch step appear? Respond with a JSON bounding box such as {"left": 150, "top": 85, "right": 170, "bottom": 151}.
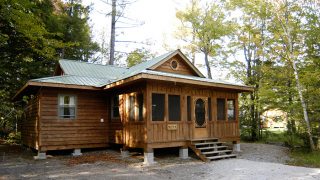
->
{"left": 194, "top": 142, "right": 224, "bottom": 146}
{"left": 202, "top": 149, "right": 232, "bottom": 155}
{"left": 188, "top": 138, "right": 236, "bottom": 162}
{"left": 207, "top": 154, "right": 237, "bottom": 160}
{"left": 198, "top": 146, "right": 227, "bottom": 150}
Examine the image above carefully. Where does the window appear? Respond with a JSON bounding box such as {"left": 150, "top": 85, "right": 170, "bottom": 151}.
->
{"left": 169, "top": 95, "right": 180, "bottom": 121}
{"left": 129, "top": 95, "right": 135, "bottom": 121}
{"left": 112, "top": 95, "right": 120, "bottom": 119}
{"left": 58, "top": 95, "right": 76, "bottom": 119}
{"left": 152, "top": 93, "right": 165, "bottom": 121}
{"left": 187, "top": 96, "right": 191, "bottom": 121}
{"left": 170, "top": 60, "right": 178, "bottom": 70}
{"left": 227, "top": 99, "right": 235, "bottom": 120}
{"left": 217, "top": 98, "right": 225, "bottom": 120}
{"left": 195, "top": 99, "right": 206, "bottom": 127}
{"left": 208, "top": 97, "right": 212, "bottom": 121}
{"left": 137, "top": 94, "right": 144, "bottom": 121}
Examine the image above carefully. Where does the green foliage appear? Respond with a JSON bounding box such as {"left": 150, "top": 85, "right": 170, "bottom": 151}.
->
{"left": 0, "top": 0, "right": 98, "bottom": 136}
{"left": 289, "top": 149, "right": 320, "bottom": 168}
{"left": 126, "top": 48, "right": 155, "bottom": 67}
{"left": 176, "top": 0, "right": 235, "bottom": 78}
{"left": 4, "top": 132, "right": 21, "bottom": 144}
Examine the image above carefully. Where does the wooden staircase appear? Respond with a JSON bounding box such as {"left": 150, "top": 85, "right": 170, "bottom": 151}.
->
{"left": 188, "top": 138, "right": 236, "bottom": 162}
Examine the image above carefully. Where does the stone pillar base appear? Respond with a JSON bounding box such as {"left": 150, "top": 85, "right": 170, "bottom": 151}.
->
{"left": 233, "top": 143, "right": 241, "bottom": 152}
{"left": 179, "top": 148, "right": 189, "bottom": 159}
{"left": 120, "top": 149, "right": 129, "bottom": 158}
{"left": 72, "top": 149, "right": 82, "bottom": 156}
{"left": 34, "top": 152, "right": 47, "bottom": 160}
{"left": 143, "top": 152, "right": 156, "bottom": 165}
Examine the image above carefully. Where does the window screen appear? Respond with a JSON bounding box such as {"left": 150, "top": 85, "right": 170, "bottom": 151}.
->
{"left": 187, "top": 96, "right": 191, "bottom": 121}
{"left": 208, "top": 97, "right": 212, "bottom": 121}
{"left": 169, "top": 95, "right": 180, "bottom": 121}
{"left": 129, "top": 95, "right": 135, "bottom": 121}
{"left": 227, "top": 99, "right": 235, "bottom": 120}
{"left": 58, "top": 95, "right": 76, "bottom": 119}
{"left": 195, "top": 99, "right": 206, "bottom": 127}
{"left": 152, "top": 93, "right": 165, "bottom": 121}
{"left": 137, "top": 93, "right": 143, "bottom": 121}
{"left": 112, "top": 96, "right": 120, "bottom": 118}
{"left": 217, "top": 98, "right": 225, "bottom": 120}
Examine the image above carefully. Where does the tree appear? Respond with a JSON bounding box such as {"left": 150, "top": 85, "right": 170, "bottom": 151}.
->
{"left": 176, "top": 0, "right": 234, "bottom": 79}
{"left": 126, "top": 48, "right": 155, "bottom": 67}
{"left": 60, "top": 0, "right": 99, "bottom": 61}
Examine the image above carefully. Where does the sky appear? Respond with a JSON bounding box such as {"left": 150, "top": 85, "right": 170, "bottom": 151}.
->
{"left": 82, "top": 0, "right": 233, "bottom": 80}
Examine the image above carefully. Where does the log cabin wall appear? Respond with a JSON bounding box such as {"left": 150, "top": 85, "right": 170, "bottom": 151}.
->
{"left": 38, "top": 87, "right": 109, "bottom": 151}
{"left": 21, "top": 94, "right": 40, "bottom": 150}
{"left": 146, "top": 81, "right": 240, "bottom": 148}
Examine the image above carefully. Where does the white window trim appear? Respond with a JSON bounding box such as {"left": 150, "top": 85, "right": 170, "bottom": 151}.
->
{"left": 58, "top": 94, "right": 77, "bottom": 120}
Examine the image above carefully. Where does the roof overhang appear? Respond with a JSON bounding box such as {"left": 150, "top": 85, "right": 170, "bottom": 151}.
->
{"left": 105, "top": 73, "right": 253, "bottom": 92}
{"left": 13, "top": 81, "right": 101, "bottom": 100}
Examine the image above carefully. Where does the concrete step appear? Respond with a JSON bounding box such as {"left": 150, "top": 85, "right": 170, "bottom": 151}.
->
{"left": 207, "top": 154, "right": 237, "bottom": 160}
{"left": 202, "top": 149, "right": 232, "bottom": 155}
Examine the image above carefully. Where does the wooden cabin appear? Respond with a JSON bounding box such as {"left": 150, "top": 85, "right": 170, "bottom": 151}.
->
{"left": 15, "top": 49, "right": 252, "bottom": 163}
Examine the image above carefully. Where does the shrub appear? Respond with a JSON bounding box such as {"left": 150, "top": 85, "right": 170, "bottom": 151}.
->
{"left": 5, "top": 132, "right": 21, "bottom": 144}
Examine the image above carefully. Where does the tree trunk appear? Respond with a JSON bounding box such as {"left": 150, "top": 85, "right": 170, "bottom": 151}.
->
{"left": 109, "top": 0, "right": 116, "bottom": 65}
{"left": 204, "top": 51, "right": 212, "bottom": 79}
{"left": 292, "top": 60, "right": 315, "bottom": 150}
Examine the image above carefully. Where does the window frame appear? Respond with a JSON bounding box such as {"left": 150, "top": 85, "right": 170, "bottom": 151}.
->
{"left": 152, "top": 93, "right": 165, "bottom": 121}
{"left": 58, "top": 94, "right": 77, "bottom": 120}
{"left": 217, "top": 98, "right": 226, "bottom": 121}
{"left": 168, "top": 94, "right": 181, "bottom": 121}
{"left": 137, "top": 93, "right": 144, "bottom": 121}
{"left": 111, "top": 95, "right": 120, "bottom": 119}
{"left": 227, "top": 99, "right": 236, "bottom": 121}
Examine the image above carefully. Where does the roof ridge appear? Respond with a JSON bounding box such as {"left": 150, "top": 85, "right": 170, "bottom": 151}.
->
{"left": 59, "top": 59, "right": 128, "bottom": 69}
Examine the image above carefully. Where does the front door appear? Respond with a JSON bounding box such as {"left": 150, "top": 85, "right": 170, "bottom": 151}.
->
{"left": 193, "top": 97, "right": 208, "bottom": 139}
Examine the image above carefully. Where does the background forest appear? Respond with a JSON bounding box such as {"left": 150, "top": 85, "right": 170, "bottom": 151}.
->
{"left": 0, "top": 0, "right": 320, "bottom": 153}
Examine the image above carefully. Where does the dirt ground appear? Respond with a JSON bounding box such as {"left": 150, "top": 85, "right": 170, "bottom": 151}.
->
{"left": 1, "top": 143, "right": 320, "bottom": 180}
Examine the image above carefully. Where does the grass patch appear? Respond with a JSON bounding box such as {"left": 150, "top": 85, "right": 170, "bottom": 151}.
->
{"left": 288, "top": 149, "right": 320, "bottom": 168}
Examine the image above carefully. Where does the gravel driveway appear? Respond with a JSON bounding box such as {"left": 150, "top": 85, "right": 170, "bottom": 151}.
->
{"left": 1, "top": 143, "right": 320, "bottom": 180}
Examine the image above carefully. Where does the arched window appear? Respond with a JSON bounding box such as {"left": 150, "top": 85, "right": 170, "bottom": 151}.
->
{"left": 195, "top": 99, "right": 206, "bottom": 127}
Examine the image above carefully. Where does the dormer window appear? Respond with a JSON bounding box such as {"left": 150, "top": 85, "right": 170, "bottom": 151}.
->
{"left": 170, "top": 60, "right": 178, "bottom": 70}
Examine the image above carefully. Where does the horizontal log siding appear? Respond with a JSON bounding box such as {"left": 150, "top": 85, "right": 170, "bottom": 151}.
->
{"left": 21, "top": 95, "right": 39, "bottom": 150}
{"left": 39, "top": 88, "right": 109, "bottom": 151}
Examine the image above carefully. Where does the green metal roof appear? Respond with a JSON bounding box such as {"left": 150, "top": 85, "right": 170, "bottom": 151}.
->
{"left": 59, "top": 59, "right": 128, "bottom": 79}
{"left": 24, "top": 50, "right": 249, "bottom": 90}
{"left": 31, "top": 75, "right": 111, "bottom": 87}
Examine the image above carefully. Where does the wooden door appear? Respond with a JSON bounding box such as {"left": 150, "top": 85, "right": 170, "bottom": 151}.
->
{"left": 193, "top": 97, "right": 208, "bottom": 139}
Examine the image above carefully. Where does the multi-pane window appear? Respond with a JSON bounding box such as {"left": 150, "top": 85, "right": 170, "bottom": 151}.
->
{"left": 58, "top": 95, "right": 76, "bottom": 119}
{"left": 112, "top": 95, "right": 120, "bottom": 119}
{"left": 187, "top": 96, "right": 191, "bottom": 121}
{"left": 168, "top": 95, "right": 180, "bottom": 121}
{"left": 217, "top": 98, "right": 225, "bottom": 120}
{"left": 227, "top": 99, "right": 235, "bottom": 120}
{"left": 152, "top": 93, "right": 165, "bottom": 121}
{"left": 137, "top": 94, "right": 144, "bottom": 121}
